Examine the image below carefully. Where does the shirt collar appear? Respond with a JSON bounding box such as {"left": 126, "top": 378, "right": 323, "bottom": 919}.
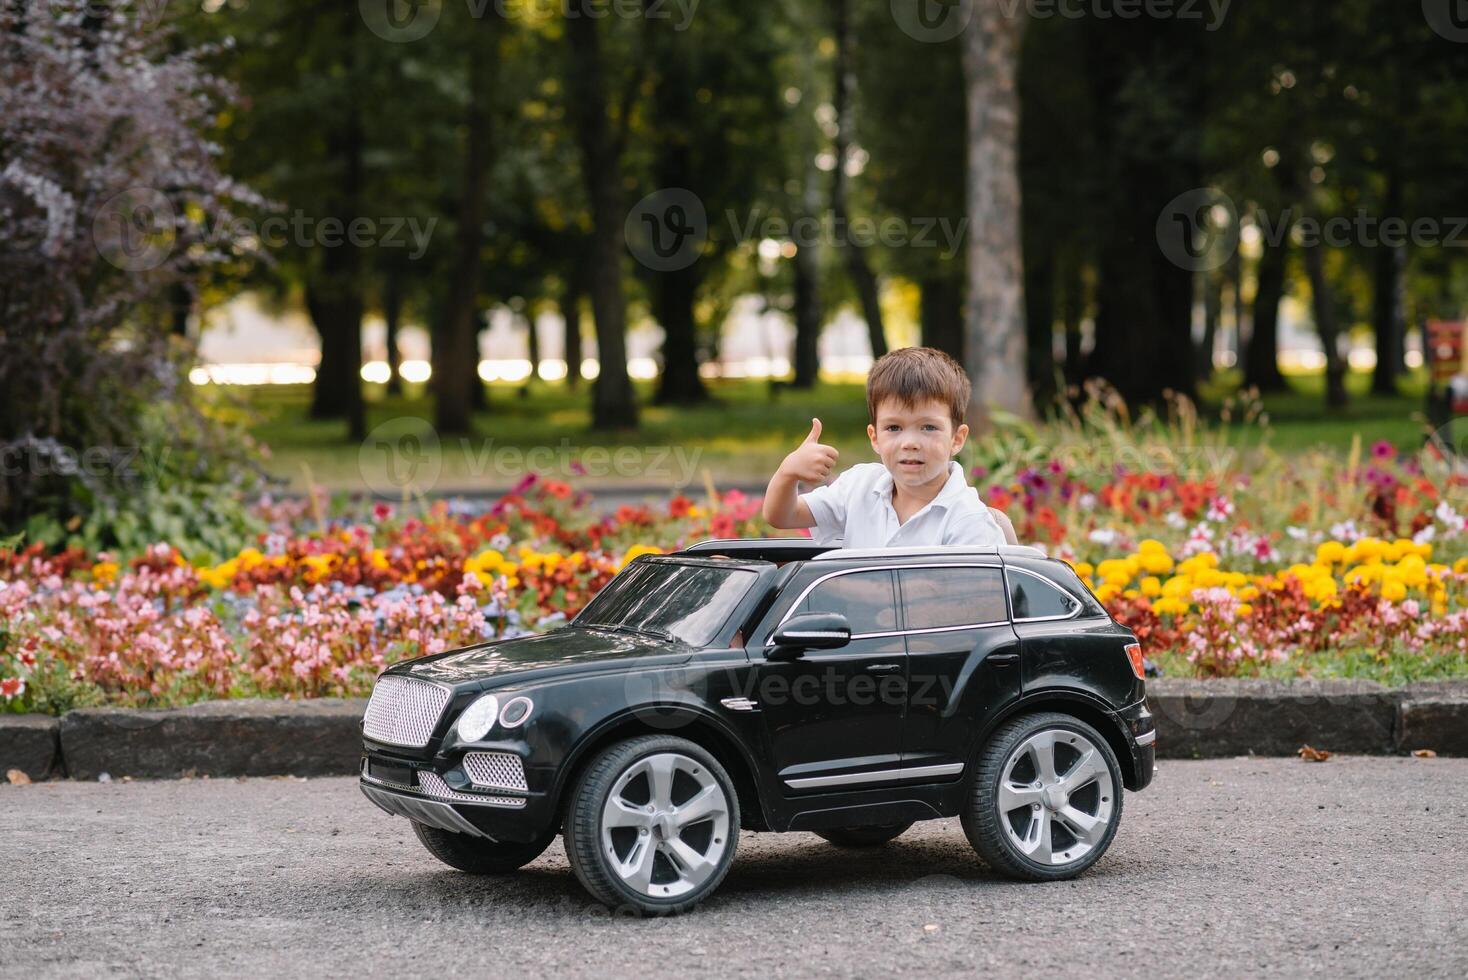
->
{"left": 870, "top": 461, "right": 968, "bottom": 510}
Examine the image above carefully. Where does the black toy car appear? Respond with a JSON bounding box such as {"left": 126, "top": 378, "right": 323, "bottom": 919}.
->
{"left": 359, "top": 539, "right": 1156, "bottom": 914}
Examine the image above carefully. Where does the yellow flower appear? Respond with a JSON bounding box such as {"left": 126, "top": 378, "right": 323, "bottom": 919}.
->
{"left": 1069, "top": 561, "right": 1095, "bottom": 579}
{"left": 1381, "top": 579, "right": 1407, "bottom": 602}
{"left": 1138, "top": 539, "right": 1169, "bottom": 555}
{"left": 1315, "top": 541, "right": 1347, "bottom": 565}
{"left": 1237, "top": 602, "right": 1253, "bottom": 616}
{"left": 91, "top": 561, "right": 119, "bottom": 585}
{"left": 1140, "top": 576, "right": 1163, "bottom": 598}
{"left": 619, "top": 544, "right": 663, "bottom": 569}
{"left": 1151, "top": 597, "right": 1189, "bottom": 617}
{"left": 1138, "top": 551, "right": 1175, "bottom": 575}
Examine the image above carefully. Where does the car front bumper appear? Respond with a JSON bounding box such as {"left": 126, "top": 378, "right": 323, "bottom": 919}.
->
{"left": 358, "top": 757, "right": 556, "bottom": 844}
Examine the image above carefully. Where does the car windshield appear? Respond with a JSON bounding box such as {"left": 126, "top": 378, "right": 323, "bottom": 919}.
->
{"left": 575, "top": 560, "right": 757, "bottom": 647}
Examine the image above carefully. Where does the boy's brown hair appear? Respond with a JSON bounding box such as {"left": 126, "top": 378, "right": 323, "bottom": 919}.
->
{"left": 866, "top": 347, "right": 971, "bottom": 429}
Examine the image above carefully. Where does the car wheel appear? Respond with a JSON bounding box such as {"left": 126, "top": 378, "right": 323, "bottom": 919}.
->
{"left": 814, "top": 822, "right": 913, "bottom": 848}
{"left": 411, "top": 821, "right": 556, "bottom": 874}
{"left": 564, "top": 735, "right": 739, "bottom": 915}
{"left": 962, "top": 711, "right": 1124, "bottom": 881}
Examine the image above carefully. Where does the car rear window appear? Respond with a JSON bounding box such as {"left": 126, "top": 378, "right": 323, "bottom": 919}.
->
{"left": 1009, "top": 568, "right": 1083, "bottom": 621}
{"left": 575, "top": 560, "right": 757, "bottom": 647}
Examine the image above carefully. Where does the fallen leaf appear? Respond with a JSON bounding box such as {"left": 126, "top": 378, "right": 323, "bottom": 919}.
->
{"left": 6, "top": 769, "right": 31, "bottom": 785}
{"left": 1298, "top": 745, "right": 1332, "bottom": 762}
{"left": 1412, "top": 749, "right": 1438, "bottom": 759}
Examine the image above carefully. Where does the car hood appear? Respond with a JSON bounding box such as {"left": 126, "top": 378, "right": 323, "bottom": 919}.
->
{"left": 390, "top": 626, "right": 692, "bottom": 688}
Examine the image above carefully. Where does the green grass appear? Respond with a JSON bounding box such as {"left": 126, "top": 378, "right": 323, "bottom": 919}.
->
{"left": 235, "top": 368, "right": 1438, "bottom": 492}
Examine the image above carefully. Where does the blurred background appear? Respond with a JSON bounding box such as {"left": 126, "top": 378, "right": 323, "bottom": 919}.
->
{"left": 4, "top": 0, "right": 1468, "bottom": 552}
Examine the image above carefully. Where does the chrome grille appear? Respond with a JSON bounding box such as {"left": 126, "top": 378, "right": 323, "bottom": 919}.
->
{"left": 462, "top": 752, "right": 528, "bottom": 792}
{"left": 417, "top": 771, "right": 526, "bottom": 808}
{"left": 362, "top": 676, "right": 452, "bottom": 748}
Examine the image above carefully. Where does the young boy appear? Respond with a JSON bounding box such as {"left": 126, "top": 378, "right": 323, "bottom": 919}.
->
{"left": 762, "top": 347, "right": 1017, "bottom": 548}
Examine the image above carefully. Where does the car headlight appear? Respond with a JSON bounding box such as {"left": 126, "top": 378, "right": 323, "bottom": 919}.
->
{"left": 456, "top": 693, "right": 500, "bottom": 742}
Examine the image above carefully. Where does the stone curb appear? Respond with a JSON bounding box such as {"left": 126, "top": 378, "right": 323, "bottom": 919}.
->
{"left": 5, "top": 681, "right": 1468, "bottom": 782}
{"left": 0, "top": 715, "right": 62, "bottom": 782}
{"left": 55, "top": 698, "right": 368, "bottom": 781}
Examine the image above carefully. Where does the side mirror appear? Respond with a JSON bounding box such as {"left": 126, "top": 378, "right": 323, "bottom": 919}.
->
{"left": 769, "top": 612, "right": 851, "bottom": 658}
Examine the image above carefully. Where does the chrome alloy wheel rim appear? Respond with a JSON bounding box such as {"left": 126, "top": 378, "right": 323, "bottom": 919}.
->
{"left": 997, "top": 728, "right": 1115, "bottom": 866}
{"left": 600, "top": 752, "right": 731, "bottom": 899}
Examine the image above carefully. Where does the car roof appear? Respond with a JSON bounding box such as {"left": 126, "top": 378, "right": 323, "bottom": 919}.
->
{"left": 678, "top": 538, "right": 1049, "bottom": 564}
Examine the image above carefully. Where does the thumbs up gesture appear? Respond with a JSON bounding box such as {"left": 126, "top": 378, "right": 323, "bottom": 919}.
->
{"left": 777, "top": 418, "right": 840, "bottom": 484}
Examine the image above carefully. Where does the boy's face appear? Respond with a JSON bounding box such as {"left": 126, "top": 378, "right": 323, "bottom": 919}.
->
{"left": 866, "top": 398, "right": 969, "bottom": 490}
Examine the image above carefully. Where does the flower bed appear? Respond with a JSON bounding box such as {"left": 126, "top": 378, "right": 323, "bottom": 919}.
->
{"left": 4, "top": 437, "right": 1468, "bottom": 714}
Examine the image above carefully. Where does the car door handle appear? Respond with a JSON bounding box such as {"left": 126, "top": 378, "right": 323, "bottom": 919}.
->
{"left": 865, "top": 663, "right": 903, "bottom": 674}
{"left": 986, "top": 652, "right": 1020, "bottom": 666}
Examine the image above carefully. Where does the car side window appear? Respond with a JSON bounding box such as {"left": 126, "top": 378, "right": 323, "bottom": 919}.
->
{"left": 1009, "top": 569, "right": 1081, "bottom": 620}
{"left": 795, "top": 570, "right": 897, "bottom": 635}
{"left": 898, "top": 566, "right": 1007, "bottom": 630}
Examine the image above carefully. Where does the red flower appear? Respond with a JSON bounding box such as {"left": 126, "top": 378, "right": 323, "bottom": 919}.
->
{"left": 0, "top": 677, "right": 24, "bottom": 700}
{"left": 668, "top": 495, "right": 694, "bottom": 518}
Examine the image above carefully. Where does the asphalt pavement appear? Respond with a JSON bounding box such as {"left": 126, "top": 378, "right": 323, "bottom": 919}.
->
{"left": 3, "top": 756, "right": 1464, "bottom": 978}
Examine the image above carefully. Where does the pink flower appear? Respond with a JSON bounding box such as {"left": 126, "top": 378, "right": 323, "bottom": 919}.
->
{"left": 0, "top": 676, "right": 24, "bottom": 700}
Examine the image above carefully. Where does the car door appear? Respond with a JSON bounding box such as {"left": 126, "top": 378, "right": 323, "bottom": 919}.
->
{"left": 896, "top": 564, "right": 1022, "bottom": 775}
{"left": 755, "top": 568, "right": 908, "bottom": 793}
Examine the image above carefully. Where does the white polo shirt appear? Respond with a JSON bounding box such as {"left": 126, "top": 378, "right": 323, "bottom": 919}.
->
{"left": 802, "top": 461, "right": 1005, "bottom": 549}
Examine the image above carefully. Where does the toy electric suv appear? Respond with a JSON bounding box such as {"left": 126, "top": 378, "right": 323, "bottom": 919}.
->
{"left": 359, "top": 540, "right": 1156, "bottom": 914}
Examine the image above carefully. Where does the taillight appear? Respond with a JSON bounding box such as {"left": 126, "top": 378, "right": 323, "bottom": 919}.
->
{"left": 1124, "top": 642, "right": 1145, "bottom": 679}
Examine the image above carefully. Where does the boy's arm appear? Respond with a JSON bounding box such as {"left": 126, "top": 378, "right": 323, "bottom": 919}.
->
{"left": 762, "top": 419, "right": 840, "bottom": 529}
{"left": 989, "top": 507, "right": 1019, "bottom": 545}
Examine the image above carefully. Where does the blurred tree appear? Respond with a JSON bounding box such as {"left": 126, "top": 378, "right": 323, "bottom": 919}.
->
{"left": 963, "top": 0, "right": 1032, "bottom": 427}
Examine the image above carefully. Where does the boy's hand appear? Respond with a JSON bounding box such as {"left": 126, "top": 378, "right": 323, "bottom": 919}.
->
{"left": 777, "top": 418, "right": 839, "bottom": 484}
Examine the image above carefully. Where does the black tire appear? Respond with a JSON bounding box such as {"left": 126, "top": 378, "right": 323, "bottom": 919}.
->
{"left": 411, "top": 821, "right": 555, "bottom": 874}
{"left": 563, "top": 735, "right": 740, "bottom": 916}
{"left": 814, "top": 822, "right": 914, "bottom": 848}
{"left": 962, "top": 711, "right": 1124, "bottom": 882}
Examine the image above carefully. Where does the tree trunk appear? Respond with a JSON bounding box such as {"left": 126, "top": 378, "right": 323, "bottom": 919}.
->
{"left": 831, "top": 0, "right": 886, "bottom": 361}
{"left": 1371, "top": 178, "right": 1406, "bottom": 395}
{"left": 791, "top": 231, "right": 822, "bottom": 388}
{"left": 436, "top": 40, "right": 493, "bottom": 435}
{"left": 565, "top": 12, "right": 637, "bottom": 430}
{"left": 1245, "top": 234, "right": 1289, "bottom": 393}
{"left": 1302, "top": 240, "right": 1348, "bottom": 409}
{"left": 1198, "top": 270, "right": 1221, "bottom": 381}
{"left": 962, "top": 1, "right": 1031, "bottom": 430}
{"left": 306, "top": 25, "right": 366, "bottom": 442}
{"left": 919, "top": 276, "right": 963, "bottom": 363}
{"left": 1061, "top": 255, "right": 1085, "bottom": 389}
{"left": 383, "top": 265, "right": 403, "bottom": 396}
{"left": 562, "top": 280, "right": 583, "bottom": 390}
{"left": 1023, "top": 242, "right": 1056, "bottom": 413}
{"left": 653, "top": 268, "right": 708, "bottom": 404}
